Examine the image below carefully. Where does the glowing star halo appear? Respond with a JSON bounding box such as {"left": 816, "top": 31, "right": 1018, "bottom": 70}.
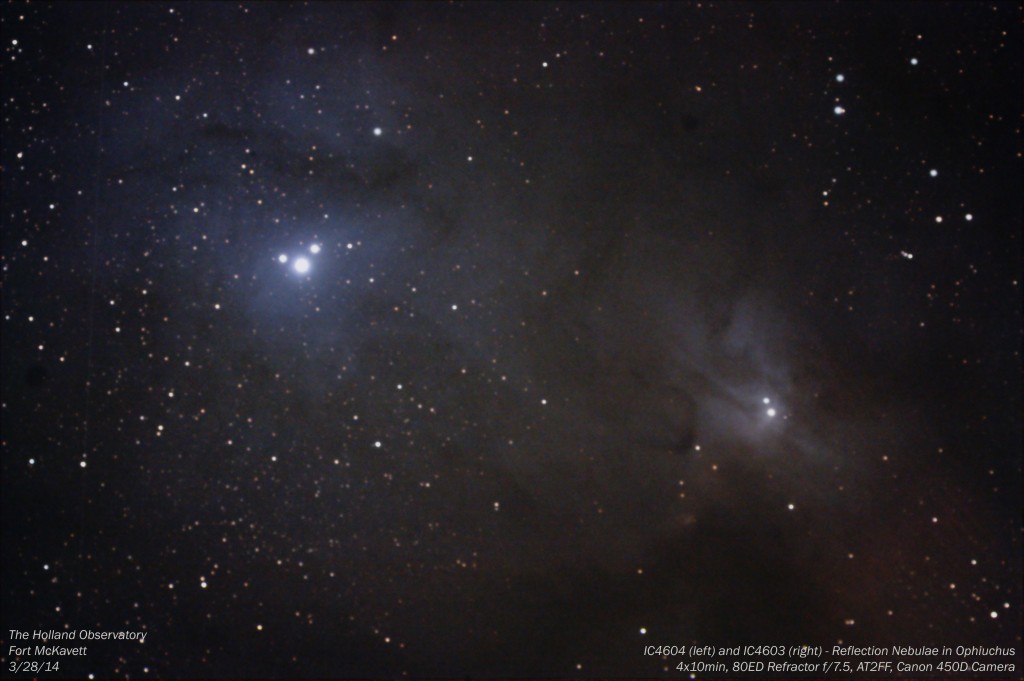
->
{"left": 293, "top": 257, "right": 311, "bottom": 274}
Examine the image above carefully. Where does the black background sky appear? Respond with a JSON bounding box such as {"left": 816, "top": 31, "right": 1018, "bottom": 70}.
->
{"left": 1, "top": 2, "right": 1021, "bottom": 678}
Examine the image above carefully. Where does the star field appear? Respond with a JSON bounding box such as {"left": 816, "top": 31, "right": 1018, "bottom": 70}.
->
{"left": 1, "top": 2, "right": 1021, "bottom": 678}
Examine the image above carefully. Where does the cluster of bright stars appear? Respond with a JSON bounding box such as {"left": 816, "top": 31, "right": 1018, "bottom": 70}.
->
{"left": 277, "top": 243, "right": 321, "bottom": 275}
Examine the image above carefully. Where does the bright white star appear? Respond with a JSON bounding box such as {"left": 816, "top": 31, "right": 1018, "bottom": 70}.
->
{"left": 278, "top": 254, "right": 288, "bottom": 263}
{"left": 293, "top": 257, "right": 311, "bottom": 274}
{"left": 309, "top": 244, "right": 321, "bottom": 254}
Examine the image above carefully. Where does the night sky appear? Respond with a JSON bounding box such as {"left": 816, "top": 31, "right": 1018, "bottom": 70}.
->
{"left": 2, "top": 2, "right": 1022, "bottom": 678}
